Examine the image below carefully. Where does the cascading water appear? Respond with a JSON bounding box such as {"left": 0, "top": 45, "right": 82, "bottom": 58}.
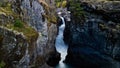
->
{"left": 55, "top": 17, "right": 71, "bottom": 68}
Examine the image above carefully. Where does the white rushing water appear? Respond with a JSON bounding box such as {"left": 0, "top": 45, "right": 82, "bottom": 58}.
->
{"left": 55, "top": 17, "right": 70, "bottom": 68}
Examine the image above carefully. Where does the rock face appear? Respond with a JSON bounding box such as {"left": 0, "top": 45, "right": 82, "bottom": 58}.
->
{"left": 64, "top": 0, "right": 120, "bottom": 68}
{"left": 0, "top": 0, "right": 59, "bottom": 68}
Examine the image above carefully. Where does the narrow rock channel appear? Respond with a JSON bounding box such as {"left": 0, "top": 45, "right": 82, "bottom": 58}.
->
{"left": 55, "top": 17, "right": 71, "bottom": 68}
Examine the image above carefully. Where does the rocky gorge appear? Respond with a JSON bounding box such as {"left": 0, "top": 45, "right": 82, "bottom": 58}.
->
{"left": 1, "top": 0, "right": 120, "bottom": 68}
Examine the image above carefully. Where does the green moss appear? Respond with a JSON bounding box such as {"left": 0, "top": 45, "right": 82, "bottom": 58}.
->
{"left": 0, "top": 1, "right": 38, "bottom": 42}
{"left": 14, "top": 19, "right": 24, "bottom": 28}
{"left": 62, "top": 1, "right": 67, "bottom": 8}
{"left": 55, "top": 0, "right": 67, "bottom": 8}
{"left": 6, "top": 19, "right": 38, "bottom": 42}
{"left": 69, "top": 0, "right": 85, "bottom": 18}
{"left": 0, "top": 2, "right": 14, "bottom": 16}
{"left": 40, "top": 0, "right": 57, "bottom": 24}
{"left": 47, "top": 15, "right": 57, "bottom": 23}
{"left": 0, "top": 61, "right": 5, "bottom": 68}
{"left": 56, "top": 2, "right": 61, "bottom": 8}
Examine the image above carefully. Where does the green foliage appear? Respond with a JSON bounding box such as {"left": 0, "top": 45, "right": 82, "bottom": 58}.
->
{"left": 14, "top": 19, "right": 24, "bottom": 28}
{"left": 62, "top": 1, "right": 67, "bottom": 8}
{"left": 6, "top": 19, "right": 38, "bottom": 42}
{"left": 69, "top": 0, "right": 85, "bottom": 18}
{"left": 0, "top": 61, "right": 5, "bottom": 68}
{"left": 56, "top": 2, "right": 61, "bottom": 8}
{"left": 55, "top": 0, "right": 67, "bottom": 8}
{"left": 0, "top": 1, "right": 38, "bottom": 42}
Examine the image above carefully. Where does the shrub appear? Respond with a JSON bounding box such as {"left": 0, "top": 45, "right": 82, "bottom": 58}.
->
{"left": 68, "top": 0, "right": 85, "bottom": 23}
{"left": 69, "top": 0, "right": 85, "bottom": 17}
{"left": 0, "top": 61, "right": 5, "bottom": 68}
{"left": 55, "top": 0, "right": 67, "bottom": 8}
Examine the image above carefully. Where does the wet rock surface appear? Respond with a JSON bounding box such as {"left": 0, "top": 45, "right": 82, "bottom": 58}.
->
{"left": 64, "top": 0, "right": 120, "bottom": 68}
{"left": 80, "top": 0, "right": 120, "bottom": 23}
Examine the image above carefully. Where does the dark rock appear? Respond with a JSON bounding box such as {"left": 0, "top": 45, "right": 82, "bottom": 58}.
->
{"left": 64, "top": 0, "right": 120, "bottom": 68}
{"left": 80, "top": 1, "right": 120, "bottom": 23}
{"left": 46, "top": 52, "right": 60, "bottom": 66}
{"left": 57, "top": 17, "right": 63, "bottom": 27}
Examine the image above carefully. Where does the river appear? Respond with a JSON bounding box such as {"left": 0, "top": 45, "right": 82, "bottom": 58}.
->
{"left": 55, "top": 17, "right": 72, "bottom": 68}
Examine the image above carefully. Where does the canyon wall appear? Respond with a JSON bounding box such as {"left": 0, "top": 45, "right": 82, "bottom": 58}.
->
{"left": 0, "top": 0, "right": 59, "bottom": 68}
{"left": 64, "top": 0, "right": 120, "bottom": 68}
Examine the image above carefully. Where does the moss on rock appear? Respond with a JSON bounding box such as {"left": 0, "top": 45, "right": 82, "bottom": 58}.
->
{"left": 55, "top": 0, "right": 67, "bottom": 8}
{"left": 39, "top": 0, "right": 57, "bottom": 24}
{"left": 0, "top": 61, "right": 5, "bottom": 68}
{"left": 0, "top": 2, "right": 14, "bottom": 16}
{"left": 6, "top": 20, "right": 38, "bottom": 42}
{"left": 0, "top": 1, "right": 38, "bottom": 43}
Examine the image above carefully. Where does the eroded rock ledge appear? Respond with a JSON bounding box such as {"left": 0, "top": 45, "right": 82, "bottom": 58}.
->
{"left": 0, "top": 0, "right": 59, "bottom": 68}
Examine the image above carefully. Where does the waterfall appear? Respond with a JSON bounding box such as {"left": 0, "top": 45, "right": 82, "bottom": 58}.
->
{"left": 55, "top": 17, "right": 70, "bottom": 68}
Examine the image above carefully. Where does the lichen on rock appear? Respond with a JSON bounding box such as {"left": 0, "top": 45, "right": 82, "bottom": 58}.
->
{"left": 0, "top": 0, "right": 59, "bottom": 68}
